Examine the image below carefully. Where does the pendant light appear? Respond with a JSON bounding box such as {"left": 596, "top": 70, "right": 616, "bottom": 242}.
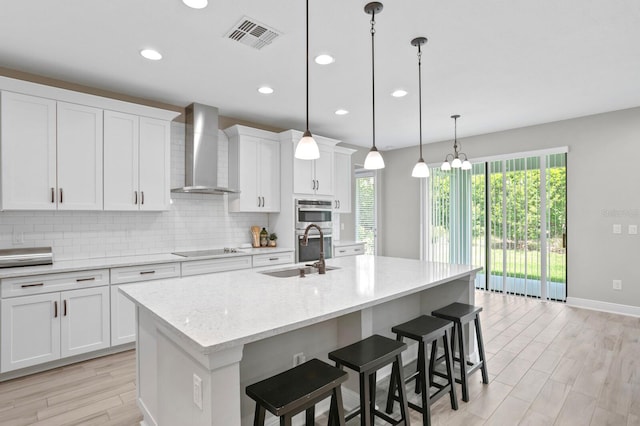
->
{"left": 441, "top": 114, "right": 472, "bottom": 171}
{"left": 363, "top": 2, "right": 385, "bottom": 170}
{"left": 294, "top": 0, "right": 320, "bottom": 160}
{"left": 411, "top": 37, "right": 429, "bottom": 178}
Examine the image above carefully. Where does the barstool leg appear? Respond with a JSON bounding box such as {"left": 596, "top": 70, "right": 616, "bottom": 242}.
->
{"left": 369, "top": 372, "right": 377, "bottom": 422}
{"left": 385, "top": 335, "right": 403, "bottom": 414}
{"left": 457, "top": 323, "right": 469, "bottom": 402}
{"left": 281, "top": 415, "right": 292, "bottom": 426}
{"left": 429, "top": 339, "right": 437, "bottom": 388}
{"left": 475, "top": 315, "right": 489, "bottom": 384}
{"left": 360, "top": 372, "right": 372, "bottom": 426}
{"left": 254, "top": 404, "right": 266, "bottom": 426}
{"left": 305, "top": 406, "right": 315, "bottom": 425}
{"left": 443, "top": 329, "right": 458, "bottom": 410}
{"left": 394, "top": 354, "right": 410, "bottom": 425}
{"left": 332, "top": 386, "right": 347, "bottom": 426}
{"left": 419, "top": 342, "right": 431, "bottom": 426}
{"left": 415, "top": 341, "right": 424, "bottom": 394}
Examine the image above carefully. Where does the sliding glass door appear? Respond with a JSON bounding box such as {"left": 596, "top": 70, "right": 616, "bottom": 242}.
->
{"left": 426, "top": 152, "right": 566, "bottom": 301}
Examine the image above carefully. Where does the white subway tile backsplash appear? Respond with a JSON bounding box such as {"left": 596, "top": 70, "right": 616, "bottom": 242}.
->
{"left": 0, "top": 122, "right": 269, "bottom": 260}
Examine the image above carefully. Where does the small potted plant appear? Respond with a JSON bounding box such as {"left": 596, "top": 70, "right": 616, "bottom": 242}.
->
{"left": 268, "top": 233, "right": 277, "bottom": 247}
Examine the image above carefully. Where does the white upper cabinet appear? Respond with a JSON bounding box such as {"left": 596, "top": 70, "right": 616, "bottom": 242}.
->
{"left": 0, "top": 93, "right": 103, "bottom": 210}
{"left": 0, "top": 77, "right": 179, "bottom": 211}
{"left": 226, "top": 125, "right": 280, "bottom": 212}
{"left": 1, "top": 91, "right": 57, "bottom": 210}
{"left": 333, "top": 146, "right": 356, "bottom": 213}
{"left": 56, "top": 102, "right": 103, "bottom": 210}
{"left": 105, "top": 112, "right": 170, "bottom": 211}
{"left": 280, "top": 130, "right": 338, "bottom": 197}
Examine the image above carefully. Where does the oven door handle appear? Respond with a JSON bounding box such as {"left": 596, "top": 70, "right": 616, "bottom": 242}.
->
{"left": 297, "top": 208, "right": 332, "bottom": 212}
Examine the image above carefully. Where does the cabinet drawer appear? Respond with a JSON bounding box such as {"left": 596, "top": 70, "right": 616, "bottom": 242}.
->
{"left": 252, "top": 251, "right": 295, "bottom": 268}
{"left": 1, "top": 269, "right": 109, "bottom": 298}
{"left": 181, "top": 256, "right": 252, "bottom": 277}
{"left": 334, "top": 244, "right": 365, "bottom": 257}
{"left": 110, "top": 263, "right": 180, "bottom": 284}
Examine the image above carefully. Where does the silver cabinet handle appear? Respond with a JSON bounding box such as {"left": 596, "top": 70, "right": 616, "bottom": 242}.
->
{"left": 257, "top": 197, "right": 261, "bottom": 207}
{"left": 63, "top": 299, "right": 67, "bottom": 316}
{"left": 51, "top": 188, "right": 55, "bottom": 203}
{"left": 76, "top": 277, "right": 95, "bottom": 282}
{"left": 140, "top": 270, "right": 155, "bottom": 275}
{"left": 312, "top": 180, "right": 316, "bottom": 190}
{"left": 54, "top": 301, "right": 58, "bottom": 318}
{"left": 21, "top": 283, "right": 44, "bottom": 288}
{"left": 262, "top": 196, "right": 265, "bottom": 207}
{"left": 135, "top": 191, "right": 138, "bottom": 205}
{"left": 269, "top": 257, "right": 279, "bottom": 261}
{"left": 141, "top": 191, "right": 145, "bottom": 205}
{"left": 339, "top": 250, "right": 346, "bottom": 253}
{"left": 316, "top": 180, "right": 319, "bottom": 191}
{"left": 59, "top": 188, "right": 63, "bottom": 203}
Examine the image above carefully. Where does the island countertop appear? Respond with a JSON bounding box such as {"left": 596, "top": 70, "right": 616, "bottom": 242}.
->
{"left": 120, "top": 255, "right": 480, "bottom": 353}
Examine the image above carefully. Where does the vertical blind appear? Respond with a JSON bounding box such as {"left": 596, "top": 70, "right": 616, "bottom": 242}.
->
{"left": 355, "top": 170, "right": 376, "bottom": 255}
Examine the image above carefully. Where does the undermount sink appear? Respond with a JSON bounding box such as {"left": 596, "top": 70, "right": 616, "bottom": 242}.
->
{"left": 260, "top": 265, "right": 340, "bottom": 278}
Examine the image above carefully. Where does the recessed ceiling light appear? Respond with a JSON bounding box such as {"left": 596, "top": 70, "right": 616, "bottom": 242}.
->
{"left": 182, "top": 0, "right": 208, "bottom": 9}
{"left": 315, "top": 54, "right": 335, "bottom": 65}
{"left": 140, "top": 49, "right": 162, "bottom": 61}
{"left": 335, "top": 109, "right": 349, "bottom": 115}
{"left": 258, "top": 86, "right": 274, "bottom": 94}
{"left": 391, "top": 89, "right": 407, "bottom": 98}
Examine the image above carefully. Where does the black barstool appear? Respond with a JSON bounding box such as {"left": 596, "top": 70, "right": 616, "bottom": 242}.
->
{"left": 245, "top": 358, "right": 348, "bottom": 426}
{"left": 431, "top": 302, "right": 489, "bottom": 402}
{"left": 328, "top": 334, "right": 409, "bottom": 426}
{"left": 385, "top": 315, "right": 458, "bottom": 426}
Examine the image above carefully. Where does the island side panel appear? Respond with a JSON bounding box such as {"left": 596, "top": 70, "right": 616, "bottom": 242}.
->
{"left": 137, "top": 308, "right": 158, "bottom": 426}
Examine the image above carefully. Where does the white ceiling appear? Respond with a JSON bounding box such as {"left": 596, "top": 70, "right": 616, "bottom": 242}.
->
{"left": 1, "top": 0, "right": 639, "bottom": 150}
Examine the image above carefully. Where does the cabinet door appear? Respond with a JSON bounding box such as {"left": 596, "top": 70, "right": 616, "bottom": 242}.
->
{"left": 111, "top": 285, "right": 136, "bottom": 346}
{"left": 259, "top": 139, "right": 280, "bottom": 212}
{"left": 139, "top": 117, "right": 170, "bottom": 211}
{"left": 314, "top": 144, "right": 334, "bottom": 196}
{"left": 293, "top": 155, "right": 315, "bottom": 195}
{"left": 60, "top": 287, "right": 110, "bottom": 358}
{"left": 237, "top": 136, "right": 260, "bottom": 211}
{"left": 104, "top": 111, "right": 140, "bottom": 210}
{"left": 0, "top": 91, "right": 57, "bottom": 210}
{"left": 57, "top": 102, "right": 104, "bottom": 210}
{"left": 333, "top": 152, "right": 352, "bottom": 213}
{"left": 1, "top": 293, "right": 61, "bottom": 372}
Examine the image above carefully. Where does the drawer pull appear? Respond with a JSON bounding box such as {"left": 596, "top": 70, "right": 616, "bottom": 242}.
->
{"left": 63, "top": 300, "right": 67, "bottom": 316}
{"left": 76, "top": 277, "right": 96, "bottom": 282}
{"left": 269, "top": 257, "right": 279, "bottom": 261}
{"left": 139, "top": 270, "right": 156, "bottom": 275}
{"left": 21, "top": 283, "right": 44, "bottom": 288}
{"left": 339, "top": 250, "right": 346, "bottom": 253}
{"left": 54, "top": 301, "right": 58, "bottom": 318}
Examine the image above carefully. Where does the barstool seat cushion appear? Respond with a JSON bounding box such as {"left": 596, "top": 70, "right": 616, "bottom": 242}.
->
{"left": 432, "top": 302, "right": 482, "bottom": 323}
{"left": 391, "top": 315, "right": 453, "bottom": 342}
{"left": 246, "top": 358, "right": 347, "bottom": 416}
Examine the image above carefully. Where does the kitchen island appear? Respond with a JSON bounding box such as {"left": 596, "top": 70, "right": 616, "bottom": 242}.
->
{"left": 120, "top": 255, "right": 480, "bottom": 426}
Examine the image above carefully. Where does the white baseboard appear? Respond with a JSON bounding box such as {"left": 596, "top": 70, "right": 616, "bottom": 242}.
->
{"left": 566, "top": 297, "right": 640, "bottom": 317}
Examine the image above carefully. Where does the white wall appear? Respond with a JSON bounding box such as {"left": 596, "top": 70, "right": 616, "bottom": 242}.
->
{"left": 381, "top": 107, "right": 640, "bottom": 308}
{"left": 0, "top": 122, "right": 269, "bottom": 260}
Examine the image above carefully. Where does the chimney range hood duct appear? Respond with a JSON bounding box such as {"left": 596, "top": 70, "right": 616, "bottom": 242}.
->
{"left": 171, "top": 103, "right": 239, "bottom": 194}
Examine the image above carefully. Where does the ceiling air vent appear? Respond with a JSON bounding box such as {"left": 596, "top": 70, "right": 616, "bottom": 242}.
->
{"left": 226, "top": 17, "right": 281, "bottom": 50}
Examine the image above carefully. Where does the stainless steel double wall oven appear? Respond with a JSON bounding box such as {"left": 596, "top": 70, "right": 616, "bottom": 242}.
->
{"left": 295, "top": 199, "right": 332, "bottom": 263}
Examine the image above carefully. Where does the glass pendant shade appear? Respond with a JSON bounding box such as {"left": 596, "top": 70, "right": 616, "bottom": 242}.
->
{"left": 451, "top": 157, "right": 462, "bottom": 168}
{"left": 411, "top": 159, "right": 429, "bottom": 178}
{"left": 295, "top": 130, "right": 320, "bottom": 160}
{"left": 441, "top": 161, "right": 451, "bottom": 171}
{"left": 364, "top": 146, "right": 385, "bottom": 169}
{"left": 461, "top": 160, "right": 472, "bottom": 170}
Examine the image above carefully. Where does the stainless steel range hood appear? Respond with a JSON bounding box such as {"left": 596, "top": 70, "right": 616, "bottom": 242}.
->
{"left": 171, "top": 103, "right": 239, "bottom": 194}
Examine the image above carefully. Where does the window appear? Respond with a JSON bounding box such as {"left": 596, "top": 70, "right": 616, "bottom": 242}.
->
{"left": 355, "top": 169, "right": 377, "bottom": 255}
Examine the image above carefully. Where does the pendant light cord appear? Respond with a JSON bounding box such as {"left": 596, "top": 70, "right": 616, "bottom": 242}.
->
{"left": 418, "top": 44, "right": 423, "bottom": 161}
{"left": 370, "top": 13, "right": 376, "bottom": 149}
{"left": 305, "top": 0, "right": 310, "bottom": 132}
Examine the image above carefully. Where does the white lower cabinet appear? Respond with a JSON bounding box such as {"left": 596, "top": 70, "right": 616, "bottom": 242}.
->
{"left": 110, "top": 285, "right": 136, "bottom": 346}
{"left": 333, "top": 243, "right": 365, "bottom": 257}
{"left": 1, "top": 286, "right": 109, "bottom": 373}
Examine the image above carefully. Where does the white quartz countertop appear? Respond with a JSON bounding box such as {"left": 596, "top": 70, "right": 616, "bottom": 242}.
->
{"left": 0, "top": 247, "right": 293, "bottom": 279}
{"left": 120, "top": 255, "right": 480, "bottom": 354}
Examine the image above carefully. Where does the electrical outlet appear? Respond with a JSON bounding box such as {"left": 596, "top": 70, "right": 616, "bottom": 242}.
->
{"left": 293, "top": 352, "right": 306, "bottom": 367}
{"left": 12, "top": 229, "right": 24, "bottom": 245}
{"left": 612, "top": 280, "right": 622, "bottom": 291}
{"left": 193, "top": 374, "right": 203, "bottom": 410}
{"left": 613, "top": 224, "right": 622, "bottom": 234}
{"left": 629, "top": 225, "right": 638, "bottom": 235}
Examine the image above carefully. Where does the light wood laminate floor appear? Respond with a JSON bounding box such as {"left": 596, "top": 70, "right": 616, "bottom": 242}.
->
{"left": 1, "top": 290, "right": 639, "bottom": 425}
